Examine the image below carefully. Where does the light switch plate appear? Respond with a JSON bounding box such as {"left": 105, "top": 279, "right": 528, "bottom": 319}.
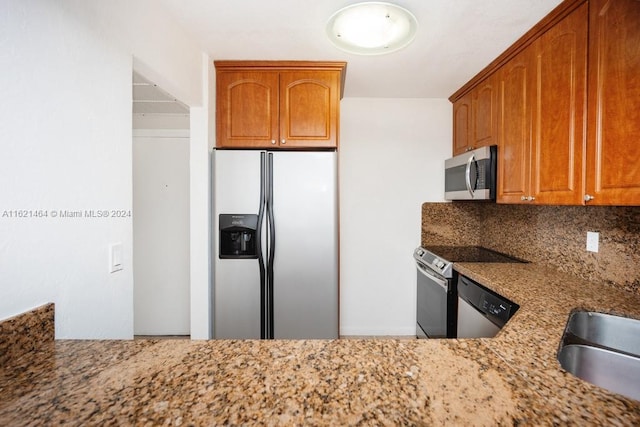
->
{"left": 586, "top": 232, "right": 599, "bottom": 253}
{"left": 109, "top": 243, "right": 123, "bottom": 273}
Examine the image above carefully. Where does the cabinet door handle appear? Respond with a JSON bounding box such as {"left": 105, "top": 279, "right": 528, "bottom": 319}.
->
{"left": 521, "top": 196, "right": 527, "bottom": 201}
{"left": 271, "top": 140, "right": 276, "bottom": 145}
{"left": 528, "top": 196, "right": 536, "bottom": 201}
{"left": 281, "top": 139, "right": 286, "bottom": 144}
{"left": 584, "top": 194, "right": 594, "bottom": 202}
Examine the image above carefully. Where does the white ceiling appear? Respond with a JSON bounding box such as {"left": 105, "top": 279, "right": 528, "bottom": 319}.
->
{"left": 157, "top": 0, "right": 563, "bottom": 99}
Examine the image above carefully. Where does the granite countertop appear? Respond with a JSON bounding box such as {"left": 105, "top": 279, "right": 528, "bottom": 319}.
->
{"left": 2, "top": 263, "right": 640, "bottom": 425}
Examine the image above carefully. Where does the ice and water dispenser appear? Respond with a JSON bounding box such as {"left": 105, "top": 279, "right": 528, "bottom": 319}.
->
{"left": 219, "top": 214, "right": 258, "bottom": 259}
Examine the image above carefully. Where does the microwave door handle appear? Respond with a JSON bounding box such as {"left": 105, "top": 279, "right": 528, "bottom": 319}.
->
{"left": 465, "top": 154, "right": 475, "bottom": 197}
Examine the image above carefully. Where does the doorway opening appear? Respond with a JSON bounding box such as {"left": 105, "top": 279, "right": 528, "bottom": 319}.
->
{"left": 132, "top": 70, "right": 191, "bottom": 338}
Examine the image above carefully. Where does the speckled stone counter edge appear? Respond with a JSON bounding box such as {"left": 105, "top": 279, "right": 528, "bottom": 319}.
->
{"left": 0, "top": 303, "right": 54, "bottom": 366}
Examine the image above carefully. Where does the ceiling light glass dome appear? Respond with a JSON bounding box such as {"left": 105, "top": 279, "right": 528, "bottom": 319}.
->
{"left": 326, "top": 2, "right": 418, "bottom": 55}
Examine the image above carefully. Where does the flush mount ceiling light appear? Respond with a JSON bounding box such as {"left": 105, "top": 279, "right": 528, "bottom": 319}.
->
{"left": 326, "top": 2, "right": 418, "bottom": 55}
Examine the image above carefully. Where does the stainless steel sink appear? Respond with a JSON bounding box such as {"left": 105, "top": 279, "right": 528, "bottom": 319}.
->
{"left": 558, "top": 311, "right": 640, "bottom": 401}
{"left": 565, "top": 311, "right": 640, "bottom": 356}
{"left": 558, "top": 344, "right": 640, "bottom": 401}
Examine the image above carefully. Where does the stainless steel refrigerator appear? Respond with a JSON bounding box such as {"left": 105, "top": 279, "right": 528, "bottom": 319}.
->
{"left": 211, "top": 150, "right": 338, "bottom": 339}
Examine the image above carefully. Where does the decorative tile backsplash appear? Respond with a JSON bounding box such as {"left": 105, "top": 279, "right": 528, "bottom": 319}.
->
{"left": 422, "top": 203, "right": 640, "bottom": 295}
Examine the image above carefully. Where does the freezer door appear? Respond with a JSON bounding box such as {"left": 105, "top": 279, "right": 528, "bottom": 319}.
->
{"left": 212, "top": 150, "right": 263, "bottom": 339}
{"left": 270, "top": 151, "right": 339, "bottom": 339}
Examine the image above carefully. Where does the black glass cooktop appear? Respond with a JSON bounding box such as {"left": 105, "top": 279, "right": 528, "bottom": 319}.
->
{"left": 421, "top": 245, "right": 526, "bottom": 264}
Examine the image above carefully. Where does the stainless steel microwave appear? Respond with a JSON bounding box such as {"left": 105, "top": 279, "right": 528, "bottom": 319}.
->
{"left": 444, "top": 145, "right": 497, "bottom": 201}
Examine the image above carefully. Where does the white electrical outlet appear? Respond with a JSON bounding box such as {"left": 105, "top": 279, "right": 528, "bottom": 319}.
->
{"left": 586, "top": 232, "right": 599, "bottom": 253}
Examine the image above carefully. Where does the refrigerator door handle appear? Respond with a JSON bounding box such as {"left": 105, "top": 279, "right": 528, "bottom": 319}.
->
{"left": 256, "top": 152, "right": 267, "bottom": 339}
{"left": 266, "top": 152, "right": 276, "bottom": 339}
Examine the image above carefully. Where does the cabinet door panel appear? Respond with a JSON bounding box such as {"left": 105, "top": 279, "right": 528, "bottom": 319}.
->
{"left": 586, "top": 0, "right": 640, "bottom": 204}
{"left": 287, "top": 81, "right": 329, "bottom": 138}
{"left": 498, "top": 49, "right": 534, "bottom": 203}
{"left": 216, "top": 71, "right": 279, "bottom": 148}
{"left": 453, "top": 93, "right": 472, "bottom": 155}
{"left": 532, "top": 3, "right": 587, "bottom": 204}
{"left": 280, "top": 71, "right": 339, "bottom": 148}
{"left": 473, "top": 76, "right": 498, "bottom": 149}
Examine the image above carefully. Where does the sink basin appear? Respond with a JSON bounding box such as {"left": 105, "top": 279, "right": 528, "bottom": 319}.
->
{"left": 558, "top": 344, "right": 640, "bottom": 401}
{"left": 565, "top": 311, "right": 640, "bottom": 356}
{"left": 558, "top": 311, "right": 640, "bottom": 401}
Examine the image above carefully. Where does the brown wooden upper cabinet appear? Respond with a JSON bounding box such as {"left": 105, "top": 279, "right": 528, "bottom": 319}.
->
{"left": 496, "top": 45, "right": 535, "bottom": 204}
{"left": 452, "top": 74, "right": 498, "bottom": 156}
{"left": 452, "top": 92, "right": 471, "bottom": 155}
{"left": 585, "top": 0, "right": 640, "bottom": 205}
{"left": 215, "top": 61, "right": 347, "bottom": 149}
{"left": 498, "top": 3, "right": 587, "bottom": 204}
{"left": 452, "top": 0, "right": 640, "bottom": 205}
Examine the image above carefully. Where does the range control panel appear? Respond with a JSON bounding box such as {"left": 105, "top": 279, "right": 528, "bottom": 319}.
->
{"left": 413, "top": 247, "right": 453, "bottom": 279}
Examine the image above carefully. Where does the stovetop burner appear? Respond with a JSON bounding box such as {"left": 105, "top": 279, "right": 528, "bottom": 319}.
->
{"left": 421, "top": 245, "right": 526, "bottom": 264}
{"left": 414, "top": 245, "right": 526, "bottom": 279}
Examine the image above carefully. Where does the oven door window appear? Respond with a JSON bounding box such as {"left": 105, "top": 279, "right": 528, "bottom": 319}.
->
{"left": 416, "top": 262, "right": 448, "bottom": 338}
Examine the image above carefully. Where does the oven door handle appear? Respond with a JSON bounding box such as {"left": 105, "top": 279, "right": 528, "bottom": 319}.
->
{"left": 416, "top": 262, "right": 449, "bottom": 291}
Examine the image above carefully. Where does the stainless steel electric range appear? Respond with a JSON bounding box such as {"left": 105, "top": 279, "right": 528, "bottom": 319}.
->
{"left": 414, "top": 245, "right": 525, "bottom": 339}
